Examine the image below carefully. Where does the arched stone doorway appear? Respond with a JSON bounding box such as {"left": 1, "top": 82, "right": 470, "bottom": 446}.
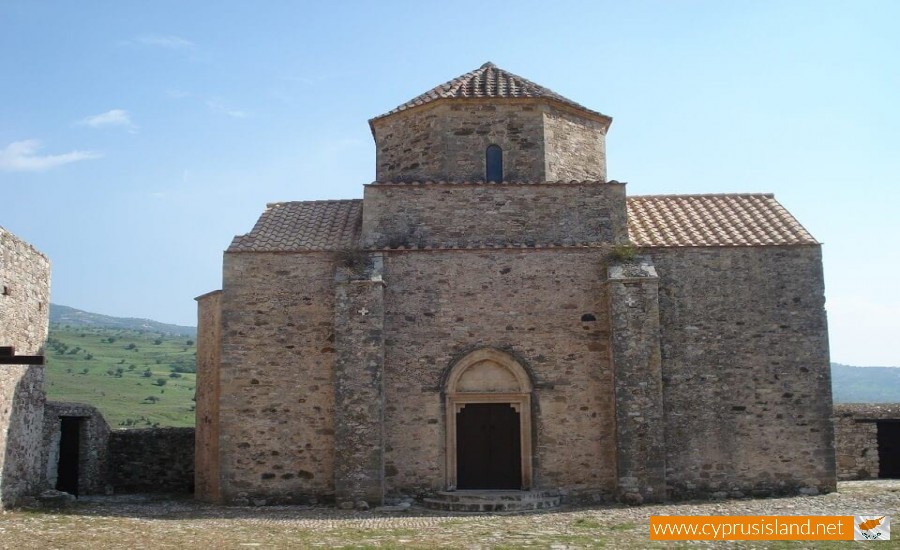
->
{"left": 445, "top": 349, "right": 533, "bottom": 490}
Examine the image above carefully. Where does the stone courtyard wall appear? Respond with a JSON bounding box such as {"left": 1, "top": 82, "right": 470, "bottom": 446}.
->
{"left": 833, "top": 404, "right": 900, "bottom": 480}
{"left": 381, "top": 248, "right": 617, "bottom": 501}
{"left": 218, "top": 252, "right": 337, "bottom": 504}
{"left": 651, "top": 245, "right": 835, "bottom": 498}
{"left": 361, "top": 181, "right": 626, "bottom": 249}
{"left": 108, "top": 428, "right": 194, "bottom": 493}
{"left": 0, "top": 226, "right": 50, "bottom": 508}
{"left": 41, "top": 401, "right": 110, "bottom": 495}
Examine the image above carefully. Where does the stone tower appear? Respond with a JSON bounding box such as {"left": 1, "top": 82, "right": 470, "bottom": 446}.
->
{"left": 369, "top": 62, "right": 612, "bottom": 183}
{"left": 0, "top": 227, "right": 50, "bottom": 509}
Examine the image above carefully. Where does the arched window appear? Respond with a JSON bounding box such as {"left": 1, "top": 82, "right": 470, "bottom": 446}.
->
{"left": 486, "top": 145, "right": 503, "bottom": 182}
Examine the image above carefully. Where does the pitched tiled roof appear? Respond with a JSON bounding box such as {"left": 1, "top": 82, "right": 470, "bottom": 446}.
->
{"left": 627, "top": 194, "right": 818, "bottom": 247}
{"left": 227, "top": 193, "right": 816, "bottom": 253}
{"left": 370, "top": 62, "right": 611, "bottom": 124}
{"left": 227, "top": 200, "right": 361, "bottom": 252}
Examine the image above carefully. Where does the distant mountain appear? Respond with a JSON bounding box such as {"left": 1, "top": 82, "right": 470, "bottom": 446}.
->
{"left": 50, "top": 304, "right": 196, "bottom": 337}
{"left": 831, "top": 363, "right": 900, "bottom": 403}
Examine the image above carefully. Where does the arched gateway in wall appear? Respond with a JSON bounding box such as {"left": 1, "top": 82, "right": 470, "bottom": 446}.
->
{"left": 444, "top": 349, "right": 533, "bottom": 490}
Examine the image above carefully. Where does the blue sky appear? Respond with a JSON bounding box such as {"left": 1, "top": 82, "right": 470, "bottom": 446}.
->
{"left": 2, "top": 1, "right": 897, "bottom": 366}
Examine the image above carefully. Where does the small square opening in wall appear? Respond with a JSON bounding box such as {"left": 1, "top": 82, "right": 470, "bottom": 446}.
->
{"left": 2, "top": 285, "right": 9, "bottom": 296}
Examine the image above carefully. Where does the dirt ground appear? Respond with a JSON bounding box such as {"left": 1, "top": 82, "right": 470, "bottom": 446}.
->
{"left": 0, "top": 480, "right": 897, "bottom": 549}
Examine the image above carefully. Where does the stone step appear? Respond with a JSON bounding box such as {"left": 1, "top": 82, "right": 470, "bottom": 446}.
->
{"left": 431, "top": 490, "right": 559, "bottom": 503}
{"left": 421, "top": 490, "right": 562, "bottom": 513}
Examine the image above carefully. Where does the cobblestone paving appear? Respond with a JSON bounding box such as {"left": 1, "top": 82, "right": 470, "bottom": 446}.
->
{"left": 0, "top": 481, "right": 897, "bottom": 549}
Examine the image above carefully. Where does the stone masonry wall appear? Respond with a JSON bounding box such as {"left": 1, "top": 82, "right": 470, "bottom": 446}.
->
{"left": 372, "top": 101, "right": 547, "bottom": 183}
{"left": 543, "top": 107, "right": 607, "bottom": 182}
{"left": 652, "top": 245, "right": 835, "bottom": 498}
{"left": 219, "top": 252, "right": 337, "bottom": 504}
{"left": 41, "top": 401, "right": 110, "bottom": 495}
{"left": 372, "top": 101, "right": 608, "bottom": 184}
{"left": 607, "top": 258, "right": 666, "bottom": 504}
{"left": 361, "top": 182, "right": 626, "bottom": 249}
{"left": 108, "top": 428, "right": 194, "bottom": 492}
{"left": 381, "top": 248, "right": 617, "bottom": 501}
{"left": 333, "top": 257, "right": 386, "bottom": 507}
{"left": 194, "top": 290, "right": 222, "bottom": 502}
{"left": 833, "top": 404, "right": 900, "bottom": 480}
{"left": 0, "top": 226, "right": 50, "bottom": 508}
{"left": 0, "top": 226, "right": 50, "bottom": 354}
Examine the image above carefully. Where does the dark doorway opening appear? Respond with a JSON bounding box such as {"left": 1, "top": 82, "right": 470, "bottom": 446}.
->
{"left": 456, "top": 403, "right": 521, "bottom": 489}
{"left": 876, "top": 421, "right": 900, "bottom": 479}
{"left": 56, "top": 417, "right": 82, "bottom": 496}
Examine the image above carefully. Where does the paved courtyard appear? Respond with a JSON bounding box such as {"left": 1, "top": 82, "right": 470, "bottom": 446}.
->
{"left": 0, "top": 480, "right": 897, "bottom": 549}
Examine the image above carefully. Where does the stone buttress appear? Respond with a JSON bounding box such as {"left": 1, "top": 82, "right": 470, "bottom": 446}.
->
{"left": 607, "top": 256, "right": 666, "bottom": 503}
{"left": 333, "top": 253, "right": 386, "bottom": 507}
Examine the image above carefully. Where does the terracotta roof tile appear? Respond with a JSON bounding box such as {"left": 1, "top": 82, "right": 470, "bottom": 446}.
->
{"left": 228, "top": 193, "right": 816, "bottom": 253}
{"left": 370, "top": 62, "right": 610, "bottom": 124}
{"left": 627, "top": 194, "right": 817, "bottom": 247}
{"left": 227, "top": 200, "right": 362, "bottom": 252}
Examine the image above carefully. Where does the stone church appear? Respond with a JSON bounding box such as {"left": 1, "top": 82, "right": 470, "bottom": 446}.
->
{"left": 195, "top": 62, "right": 835, "bottom": 508}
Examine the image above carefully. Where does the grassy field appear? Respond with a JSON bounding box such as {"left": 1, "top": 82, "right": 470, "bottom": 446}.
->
{"left": 44, "top": 325, "right": 196, "bottom": 428}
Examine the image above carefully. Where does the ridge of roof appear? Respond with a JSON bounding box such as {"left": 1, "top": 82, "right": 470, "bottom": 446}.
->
{"left": 369, "top": 62, "right": 610, "bottom": 125}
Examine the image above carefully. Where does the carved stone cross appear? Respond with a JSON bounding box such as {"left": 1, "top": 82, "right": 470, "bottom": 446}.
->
{"left": 358, "top": 308, "right": 369, "bottom": 316}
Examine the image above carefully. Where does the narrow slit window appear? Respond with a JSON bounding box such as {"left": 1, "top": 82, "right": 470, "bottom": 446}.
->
{"left": 486, "top": 145, "right": 503, "bottom": 182}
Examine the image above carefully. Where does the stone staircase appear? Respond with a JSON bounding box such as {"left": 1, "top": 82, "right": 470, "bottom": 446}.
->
{"left": 421, "top": 490, "right": 562, "bottom": 513}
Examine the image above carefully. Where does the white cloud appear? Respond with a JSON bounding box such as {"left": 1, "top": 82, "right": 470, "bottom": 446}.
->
{"left": 77, "top": 109, "right": 138, "bottom": 131}
{"left": 206, "top": 99, "right": 248, "bottom": 119}
{"left": 0, "top": 139, "right": 103, "bottom": 172}
{"left": 132, "top": 34, "right": 194, "bottom": 50}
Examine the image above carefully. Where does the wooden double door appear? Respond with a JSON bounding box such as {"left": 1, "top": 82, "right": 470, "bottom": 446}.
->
{"left": 455, "top": 403, "right": 522, "bottom": 489}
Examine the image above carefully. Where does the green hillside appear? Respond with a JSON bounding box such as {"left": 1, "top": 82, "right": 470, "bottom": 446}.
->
{"left": 44, "top": 324, "right": 196, "bottom": 428}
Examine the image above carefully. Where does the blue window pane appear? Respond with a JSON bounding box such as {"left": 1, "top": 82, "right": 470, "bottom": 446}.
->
{"left": 486, "top": 145, "right": 503, "bottom": 182}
